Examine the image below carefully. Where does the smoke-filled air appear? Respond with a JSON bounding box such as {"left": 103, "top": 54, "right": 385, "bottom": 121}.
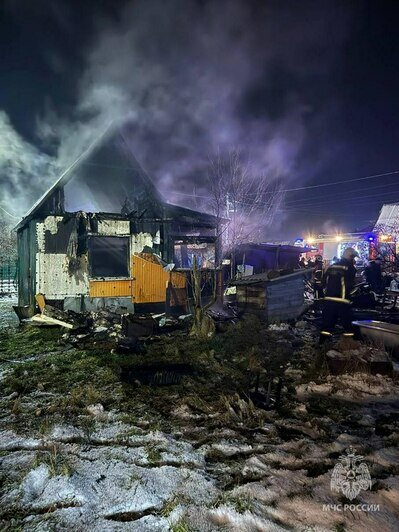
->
{"left": 1, "top": 0, "right": 350, "bottom": 231}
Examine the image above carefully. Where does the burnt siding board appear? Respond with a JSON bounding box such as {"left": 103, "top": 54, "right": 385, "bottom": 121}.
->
{"left": 129, "top": 220, "right": 162, "bottom": 244}
{"left": 44, "top": 218, "right": 75, "bottom": 254}
{"left": 17, "top": 221, "right": 38, "bottom": 307}
{"left": 17, "top": 226, "right": 29, "bottom": 306}
{"left": 159, "top": 222, "right": 167, "bottom": 262}
{"left": 162, "top": 221, "right": 173, "bottom": 264}
{"left": 29, "top": 221, "right": 38, "bottom": 307}
{"left": 130, "top": 220, "right": 146, "bottom": 234}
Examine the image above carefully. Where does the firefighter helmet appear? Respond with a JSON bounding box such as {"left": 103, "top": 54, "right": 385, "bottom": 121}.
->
{"left": 342, "top": 247, "right": 359, "bottom": 260}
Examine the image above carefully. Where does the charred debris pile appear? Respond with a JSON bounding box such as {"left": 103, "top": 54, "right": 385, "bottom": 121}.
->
{"left": 24, "top": 294, "right": 197, "bottom": 352}
{"left": 13, "top": 285, "right": 396, "bottom": 401}
{"left": 7, "top": 295, "right": 315, "bottom": 417}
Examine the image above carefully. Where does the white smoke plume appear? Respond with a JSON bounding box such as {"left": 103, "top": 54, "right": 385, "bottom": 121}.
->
{"left": 1, "top": 0, "right": 352, "bottom": 227}
{"left": 0, "top": 111, "right": 57, "bottom": 218}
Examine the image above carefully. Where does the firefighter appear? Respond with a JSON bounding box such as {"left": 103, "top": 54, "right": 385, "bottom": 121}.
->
{"left": 313, "top": 254, "right": 324, "bottom": 299}
{"left": 319, "top": 247, "right": 358, "bottom": 343}
{"left": 364, "top": 258, "right": 383, "bottom": 293}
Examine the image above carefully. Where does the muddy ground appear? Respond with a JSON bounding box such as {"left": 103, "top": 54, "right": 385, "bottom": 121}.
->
{"left": 0, "top": 312, "right": 398, "bottom": 531}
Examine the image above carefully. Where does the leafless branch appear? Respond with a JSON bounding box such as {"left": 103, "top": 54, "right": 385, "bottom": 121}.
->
{"left": 207, "top": 149, "right": 284, "bottom": 269}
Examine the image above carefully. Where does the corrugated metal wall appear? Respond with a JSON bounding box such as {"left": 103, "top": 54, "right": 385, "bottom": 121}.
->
{"left": 132, "top": 254, "right": 186, "bottom": 304}
{"left": 88, "top": 254, "right": 186, "bottom": 303}
{"left": 236, "top": 275, "right": 305, "bottom": 323}
{"left": 266, "top": 276, "right": 304, "bottom": 322}
{"left": 89, "top": 279, "right": 133, "bottom": 297}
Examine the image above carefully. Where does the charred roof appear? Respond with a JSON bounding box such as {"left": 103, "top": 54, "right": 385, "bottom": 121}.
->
{"left": 16, "top": 121, "right": 218, "bottom": 230}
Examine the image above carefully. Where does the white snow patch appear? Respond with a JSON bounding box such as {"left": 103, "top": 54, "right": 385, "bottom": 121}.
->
{"left": 209, "top": 505, "right": 285, "bottom": 531}
{"left": 21, "top": 464, "right": 50, "bottom": 502}
{"left": 0, "top": 430, "right": 43, "bottom": 451}
{"left": 268, "top": 323, "right": 290, "bottom": 331}
{"left": 48, "top": 424, "right": 84, "bottom": 442}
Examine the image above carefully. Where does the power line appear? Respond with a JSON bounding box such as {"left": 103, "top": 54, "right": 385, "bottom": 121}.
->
{"left": 279, "top": 169, "right": 399, "bottom": 193}
{"left": 282, "top": 197, "right": 399, "bottom": 214}
{"left": 283, "top": 188, "right": 399, "bottom": 208}
{"left": 230, "top": 189, "right": 397, "bottom": 211}
{"left": 284, "top": 180, "right": 399, "bottom": 205}
{"left": 279, "top": 209, "right": 371, "bottom": 219}
{"left": 279, "top": 205, "right": 379, "bottom": 217}
{"left": 280, "top": 197, "right": 399, "bottom": 216}
{"left": 0, "top": 204, "right": 19, "bottom": 219}
{"left": 170, "top": 169, "right": 399, "bottom": 200}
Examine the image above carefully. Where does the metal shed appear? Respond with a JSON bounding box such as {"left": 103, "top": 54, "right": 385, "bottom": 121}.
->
{"left": 232, "top": 270, "right": 307, "bottom": 323}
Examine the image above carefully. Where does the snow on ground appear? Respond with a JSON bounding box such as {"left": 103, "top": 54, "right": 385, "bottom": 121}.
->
{"left": 1, "top": 397, "right": 398, "bottom": 531}
{"left": 0, "top": 295, "right": 18, "bottom": 329}
{"left": 0, "top": 425, "right": 217, "bottom": 531}
{"left": 1, "top": 319, "right": 399, "bottom": 530}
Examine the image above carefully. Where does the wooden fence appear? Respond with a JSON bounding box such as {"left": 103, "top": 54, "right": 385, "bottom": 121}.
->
{"left": 0, "top": 259, "right": 17, "bottom": 295}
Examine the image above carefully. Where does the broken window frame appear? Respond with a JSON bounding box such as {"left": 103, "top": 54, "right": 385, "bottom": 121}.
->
{"left": 88, "top": 235, "right": 130, "bottom": 279}
{"left": 173, "top": 238, "right": 216, "bottom": 269}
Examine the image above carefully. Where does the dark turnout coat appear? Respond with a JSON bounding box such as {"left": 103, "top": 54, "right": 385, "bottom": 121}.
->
{"left": 322, "top": 258, "right": 356, "bottom": 303}
{"left": 320, "top": 258, "right": 357, "bottom": 338}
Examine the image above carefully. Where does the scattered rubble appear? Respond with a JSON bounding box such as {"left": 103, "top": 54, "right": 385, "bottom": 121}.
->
{"left": 326, "top": 344, "right": 393, "bottom": 375}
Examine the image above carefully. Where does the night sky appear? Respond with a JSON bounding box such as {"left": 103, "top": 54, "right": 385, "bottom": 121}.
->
{"left": 1, "top": 0, "right": 399, "bottom": 239}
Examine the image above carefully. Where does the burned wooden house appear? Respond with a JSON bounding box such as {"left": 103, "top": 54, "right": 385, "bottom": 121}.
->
{"left": 15, "top": 124, "right": 218, "bottom": 315}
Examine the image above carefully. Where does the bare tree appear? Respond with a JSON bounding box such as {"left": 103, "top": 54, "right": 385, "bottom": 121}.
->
{"left": 189, "top": 255, "right": 216, "bottom": 339}
{"left": 371, "top": 222, "right": 399, "bottom": 273}
{"left": 0, "top": 220, "right": 17, "bottom": 262}
{"left": 207, "top": 149, "right": 284, "bottom": 276}
{"left": 188, "top": 150, "right": 283, "bottom": 338}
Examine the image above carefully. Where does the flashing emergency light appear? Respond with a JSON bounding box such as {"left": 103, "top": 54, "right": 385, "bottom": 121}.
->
{"left": 365, "top": 233, "right": 376, "bottom": 242}
{"left": 294, "top": 238, "right": 304, "bottom": 246}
